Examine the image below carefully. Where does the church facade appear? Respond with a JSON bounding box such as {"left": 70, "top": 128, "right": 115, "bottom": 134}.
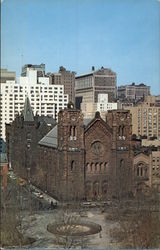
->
{"left": 6, "top": 99, "right": 134, "bottom": 201}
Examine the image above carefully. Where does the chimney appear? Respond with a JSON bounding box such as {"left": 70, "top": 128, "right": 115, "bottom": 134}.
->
{"left": 92, "top": 66, "right": 95, "bottom": 71}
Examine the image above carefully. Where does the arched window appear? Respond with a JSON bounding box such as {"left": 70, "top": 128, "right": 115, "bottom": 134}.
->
{"left": 102, "top": 181, "right": 108, "bottom": 196}
{"left": 70, "top": 126, "right": 72, "bottom": 136}
{"left": 140, "top": 167, "right": 143, "bottom": 176}
{"left": 91, "top": 163, "right": 94, "bottom": 172}
{"left": 122, "top": 126, "right": 124, "bottom": 136}
{"left": 100, "top": 162, "right": 103, "bottom": 172}
{"left": 137, "top": 167, "right": 140, "bottom": 176}
{"left": 71, "top": 160, "right": 75, "bottom": 171}
{"left": 95, "top": 163, "right": 98, "bottom": 172}
{"left": 120, "top": 159, "right": 124, "bottom": 168}
{"left": 85, "top": 181, "right": 92, "bottom": 199}
{"left": 93, "top": 182, "right": 99, "bottom": 198}
{"left": 145, "top": 167, "right": 147, "bottom": 176}
{"left": 118, "top": 126, "right": 121, "bottom": 136}
{"left": 86, "top": 163, "right": 90, "bottom": 172}
{"left": 73, "top": 126, "right": 76, "bottom": 137}
{"left": 136, "top": 163, "right": 146, "bottom": 177}
{"left": 104, "top": 162, "right": 107, "bottom": 171}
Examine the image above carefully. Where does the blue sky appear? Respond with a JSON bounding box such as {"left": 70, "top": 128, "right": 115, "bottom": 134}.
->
{"left": 1, "top": 0, "right": 160, "bottom": 94}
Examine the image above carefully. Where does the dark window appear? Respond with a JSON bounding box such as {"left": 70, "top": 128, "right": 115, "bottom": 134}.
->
{"left": 71, "top": 160, "right": 75, "bottom": 171}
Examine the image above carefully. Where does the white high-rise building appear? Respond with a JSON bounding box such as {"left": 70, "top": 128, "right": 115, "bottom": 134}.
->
{"left": 0, "top": 68, "right": 68, "bottom": 143}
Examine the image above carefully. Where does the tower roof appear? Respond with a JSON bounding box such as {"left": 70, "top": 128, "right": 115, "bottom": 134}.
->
{"left": 22, "top": 96, "right": 34, "bottom": 122}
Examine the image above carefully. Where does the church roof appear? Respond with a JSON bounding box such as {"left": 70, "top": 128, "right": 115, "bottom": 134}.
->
{"left": 38, "top": 116, "right": 56, "bottom": 126}
{"left": 83, "top": 118, "right": 92, "bottom": 127}
{"left": 84, "top": 113, "right": 112, "bottom": 134}
{"left": 38, "top": 125, "right": 57, "bottom": 148}
{"left": 38, "top": 116, "right": 111, "bottom": 149}
{"left": 0, "top": 153, "right": 8, "bottom": 164}
{"left": 38, "top": 119, "right": 92, "bottom": 149}
{"left": 22, "top": 96, "right": 34, "bottom": 122}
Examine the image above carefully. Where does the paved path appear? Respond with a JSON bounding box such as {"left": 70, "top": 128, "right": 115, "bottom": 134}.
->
{"left": 21, "top": 209, "right": 119, "bottom": 248}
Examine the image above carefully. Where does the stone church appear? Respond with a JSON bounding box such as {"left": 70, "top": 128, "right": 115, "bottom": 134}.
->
{"left": 6, "top": 98, "right": 134, "bottom": 201}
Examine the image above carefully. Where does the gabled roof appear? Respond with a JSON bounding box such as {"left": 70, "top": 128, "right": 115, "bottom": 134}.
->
{"left": 38, "top": 125, "right": 57, "bottom": 148}
{"left": 22, "top": 96, "right": 34, "bottom": 122}
{"left": 134, "top": 148, "right": 150, "bottom": 157}
{"left": 84, "top": 112, "right": 112, "bottom": 134}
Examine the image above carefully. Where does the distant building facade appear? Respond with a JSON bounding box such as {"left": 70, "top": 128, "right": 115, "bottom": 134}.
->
{"left": 124, "top": 96, "right": 160, "bottom": 139}
{"left": 0, "top": 69, "right": 16, "bottom": 152}
{"left": 20, "top": 64, "right": 48, "bottom": 85}
{"left": 118, "top": 83, "right": 150, "bottom": 101}
{"left": 75, "top": 66, "right": 117, "bottom": 107}
{"left": 81, "top": 94, "right": 117, "bottom": 120}
{"left": 48, "top": 66, "right": 75, "bottom": 104}
{"left": 0, "top": 69, "right": 16, "bottom": 84}
{"left": 0, "top": 67, "right": 68, "bottom": 145}
{"left": 6, "top": 102, "right": 134, "bottom": 201}
{"left": 21, "top": 63, "right": 45, "bottom": 77}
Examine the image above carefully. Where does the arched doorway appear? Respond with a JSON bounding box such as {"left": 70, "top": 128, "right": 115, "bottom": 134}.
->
{"left": 85, "top": 181, "right": 92, "bottom": 200}
{"left": 93, "top": 182, "right": 100, "bottom": 200}
{"left": 102, "top": 181, "right": 108, "bottom": 199}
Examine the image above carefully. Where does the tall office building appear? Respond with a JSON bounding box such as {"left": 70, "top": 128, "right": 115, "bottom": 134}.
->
{"left": 0, "top": 67, "right": 68, "bottom": 145}
{"left": 124, "top": 96, "right": 160, "bottom": 139}
{"left": 75, "top": 66, "right": 117, "bottom": 107}
{"left": 118, "top": 83, "right": 150, "bottom": 101}
{"left": 48, "top": 66, "right": 75, "bottom": 103}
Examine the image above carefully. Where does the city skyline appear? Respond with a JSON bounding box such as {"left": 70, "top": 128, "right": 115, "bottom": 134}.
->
{"left": 1, "top": 0, "right": 160, "bottom": 94}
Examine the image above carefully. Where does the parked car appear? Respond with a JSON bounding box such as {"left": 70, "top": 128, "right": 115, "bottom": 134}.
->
{"left": 38, "top": 194, "right": 43, "bottom": 199}
{"left": 82, "top": 202, "right": 91, "bottom": 206}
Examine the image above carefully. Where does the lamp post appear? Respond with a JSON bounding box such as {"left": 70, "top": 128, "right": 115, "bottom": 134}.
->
{"left": 27, "top": 167, "right": 31, "bottom": 214}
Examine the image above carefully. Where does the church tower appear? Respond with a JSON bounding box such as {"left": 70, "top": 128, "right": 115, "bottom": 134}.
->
{"left": 106, "top": 110, "right": 133, "bottom": 198}
{"left": 57, "top": 102, "right": 85, "bottom": 201}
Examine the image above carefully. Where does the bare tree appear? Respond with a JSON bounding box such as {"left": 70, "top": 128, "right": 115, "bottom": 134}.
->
{"left": 47, "top": 209, "right": 89, "bottom": 248}
{"left": 108, "top": 191, "right": 160, "bottom": 248}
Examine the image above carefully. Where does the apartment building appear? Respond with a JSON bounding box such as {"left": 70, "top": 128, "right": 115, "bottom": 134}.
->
{"left": 20, "top": 65, "right": 48, "bottom": 85}
{"left": 48, "top": 66, "right": 75, "bottom": 103}
{"left": 152, "top": 150, "right": 160, "bottom": 191}
{"left": 125, "top": 96, "right": 160, "bottom": 139}
{"left": 0, "top": 69, "right": 16, "bottom": 152}
{"left": 142, "top": 139, "right": 160, "bottom": 147}
{"left": 118, "top": 83, "right": 150, "bottom": 101}
{"left": 75, "top": 66, "right": 117, "bottom": 107}
{"left": 0, "top": 68, "right": 68, "bottom": 143}
{"left": 81, "top": 94, "right": 117, "bottom": 120}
